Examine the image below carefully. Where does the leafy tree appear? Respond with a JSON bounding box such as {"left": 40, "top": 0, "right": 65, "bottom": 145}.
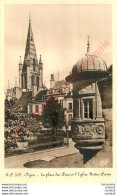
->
{"left": 43, "top": 98, "right": 65, "bottom": 131}
{"left": 5, "top": 106, "right": 18, "bottom": 122}
{"left": 5, "top": 99, "right": 18, "bottom": 121}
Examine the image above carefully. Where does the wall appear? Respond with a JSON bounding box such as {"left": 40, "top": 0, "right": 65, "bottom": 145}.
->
{"left": 15, "top": 87, "right": 22, "bottom": 99}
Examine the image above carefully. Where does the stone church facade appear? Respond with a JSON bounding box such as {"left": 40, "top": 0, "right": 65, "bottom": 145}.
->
{"left": 19, "top": 17, "right": 44, "bottom": 97}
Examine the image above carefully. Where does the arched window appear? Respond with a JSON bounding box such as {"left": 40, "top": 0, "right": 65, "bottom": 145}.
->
{"left": 36, "top": 76, "right": 39, "bottom": 90}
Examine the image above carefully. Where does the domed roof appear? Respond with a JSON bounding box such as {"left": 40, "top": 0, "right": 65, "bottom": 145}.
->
{"left": 72, "top": 53, "right": 107, "bottom": 74}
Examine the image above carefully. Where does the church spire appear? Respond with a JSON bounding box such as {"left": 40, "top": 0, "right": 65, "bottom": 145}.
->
{"left": 24, "top": 14, "right": 38, "bottom": 65}
{"left": 39, "top": 55, "right": 42, "bottom": 64}
{"left": 19, "top": 56, "right": 22, "bottom": 64}
{"left": 39, "top": 54, "right": 43, "bottom": 69}
{"left": 87, "top": 35, "right": 90, "bottom": 53}
{"left": 29, "top": 12, "right": 31, "bottom": 24}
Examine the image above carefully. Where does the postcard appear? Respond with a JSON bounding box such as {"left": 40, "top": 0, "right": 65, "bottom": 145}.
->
{"left": 0, "top": 0, "right": 117, "bottom": 183}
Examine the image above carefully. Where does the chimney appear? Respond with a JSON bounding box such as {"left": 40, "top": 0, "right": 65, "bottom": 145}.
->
{"left": 50, "top": 74, "right": 55, "bottom": 89}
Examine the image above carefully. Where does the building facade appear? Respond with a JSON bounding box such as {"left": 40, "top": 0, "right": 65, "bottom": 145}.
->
{"left": 46, "top": 77, "right": 73, "bottom": 125}
{"left": 19, "top": 17, "right": 44, "bottom": 97}
{"left": 27, "top": 90, "right": 47, "bottom": 115}
{"left": 27, "top": 76, "right": 74, "bottom": 127}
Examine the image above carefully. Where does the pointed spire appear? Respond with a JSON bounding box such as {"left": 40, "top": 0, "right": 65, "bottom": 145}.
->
{"left": 19, "top": 56, "right": 22, "bottom": 64}
{"left": 87, "top": 35, "right": 90, "bottom": 53}
{"left": 39, "top": 55, "right": 42, "bottom": 64}
{"left": 24, "top": 14, "right": 38, "bottom": 66}
{"left": 39, "top": 55, "right": 43, "bottom": 69}
{"left": 29, "top": 12, "right": 31, "bottom": 24}
{"left": 19, "top": 56, "right": 23, "bottom": 71}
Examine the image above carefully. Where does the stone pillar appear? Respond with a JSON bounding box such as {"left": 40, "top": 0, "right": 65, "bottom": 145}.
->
{"left": 73, "top": 98, "right": 81, "bottom": 120}
{"left": 95, "top": 82, "right": 103, "bottom": 119}
{"left": 71, "top": 80, "right": 105, "bottom": 165}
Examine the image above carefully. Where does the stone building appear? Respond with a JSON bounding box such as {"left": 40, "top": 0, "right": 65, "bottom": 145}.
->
{"left": 12, "top": 87, "right": 22, "bottom": 99}
{"left": 27, "top": 90, "right": 47, "bottom": 115}
{"left": 66, "top": 40, "right": 112, "bottom": 166}
{"left": 19, "top": 17, "right": 44, "bottom": 97}
{"left": 12, "top": 16, "right": 45, "bottom": 112}
{"left": 27, "top": 74, "right": 73, "bottom": 129}
{"left": 46, "top": 75, "right": 73, "bottom": 125}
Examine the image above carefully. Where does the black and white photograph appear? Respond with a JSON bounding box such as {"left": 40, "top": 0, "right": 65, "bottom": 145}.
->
{"left": 4, "top": 4, "right": 112, "bottom": 169}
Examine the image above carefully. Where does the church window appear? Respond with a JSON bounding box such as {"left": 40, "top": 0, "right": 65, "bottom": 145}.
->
{"left": 83, "top": 99, "right": 93, "bottom": 119}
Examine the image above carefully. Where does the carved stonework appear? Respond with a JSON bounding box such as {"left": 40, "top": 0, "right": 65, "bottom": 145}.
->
{"left": 96, "top": 125, "right": 104, "bottom": 134}
{"left": 72, "top": 122, "right": 105, "bottom": 139}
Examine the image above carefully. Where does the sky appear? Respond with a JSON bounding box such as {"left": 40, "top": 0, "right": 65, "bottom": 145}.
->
{"left": 4, "top": 4, "right": 112, "bottom": 91}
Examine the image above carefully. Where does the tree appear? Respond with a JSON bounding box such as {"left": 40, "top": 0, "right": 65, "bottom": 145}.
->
{"left": 42, "top": 98, "right": 65, "bottom": 131}
{"left": 5, "top": 99, "right": 18, "bottom": 122}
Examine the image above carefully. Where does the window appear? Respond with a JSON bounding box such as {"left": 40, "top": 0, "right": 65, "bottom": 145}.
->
{"left": 29, "top": 105, "right": 33, "bottom": 114}
{"left": 35, "top": 105, "right": 39, "bottom": 113}
{"left": 69, "top": 103, "right": 72, "bottom": 110}
{"left": 36, "top": 76, "right": 39, "bottom": 90}
{"left": 83, "top": 99, "right": 93, "bottom": 119}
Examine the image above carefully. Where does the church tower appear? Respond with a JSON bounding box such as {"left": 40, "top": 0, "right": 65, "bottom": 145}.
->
{"left": 19, "top": 15, "right": 44, "bottom": 96}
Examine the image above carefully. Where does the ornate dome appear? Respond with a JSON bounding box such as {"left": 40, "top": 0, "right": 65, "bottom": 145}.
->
{"left": 72, "top": 53, "right": 107, "bottom": 74}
